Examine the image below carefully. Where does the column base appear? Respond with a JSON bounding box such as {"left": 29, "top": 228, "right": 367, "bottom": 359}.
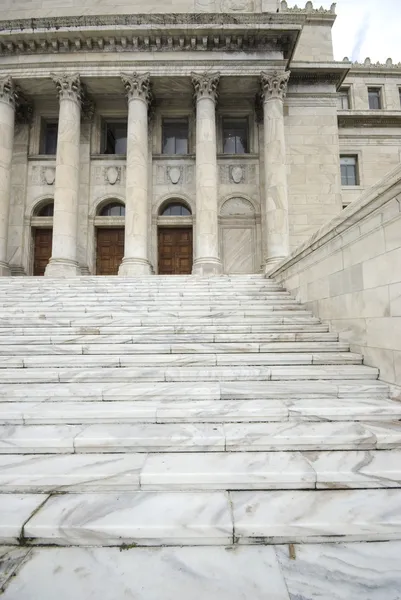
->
{"left": 0, "top": 261, "right": 11, "bottom": 277}
{"left": 118, "top": 257, "right": 152, "bottom": 276}
{"left": 192, "top": 258, "right": 223, "bottom": 276}
{"left": 45, "top": 258, "right": 81, "bottom": 277}
{"left": 264, "top": 256, "right": 287, "bottom": 276}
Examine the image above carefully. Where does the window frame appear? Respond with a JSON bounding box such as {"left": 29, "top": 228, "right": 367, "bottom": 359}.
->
{"left": 98, "top": 202, "right": 126, "bottom": 217}
{"left": 161, "top": 117, "right": 190, "bottom": 156}
{"left": 101, "top": 119, "right": 128, "bottom": 155}
{"left": 221, "top": 116, "right": 250, "bottom": 155}
{"left": 39, "top": 119, "right": 59, "bottom": 156}
{"left": 159, "top": 202, "right": 192, "bottom": 217}
{"left": 338, "top": 87, "right": 351, "bottom": 110}
{"left": 340, "top": 155, "right": 359, "bottom": 187}
{"left": 368, "top": 87, "right": 383, "bottom": 110}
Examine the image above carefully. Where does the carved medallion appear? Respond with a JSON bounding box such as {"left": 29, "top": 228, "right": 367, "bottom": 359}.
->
{"left": 230, "top": 165, "right": 244, "bottom": 184}
{"left": 167, "top": 167, "right": 182, "bottom": 185}
{"left": 105, "top": 166, "right": 120, "bottom": 185}
{"left": 42, "top": 167, "right": 55, "bottom": 186}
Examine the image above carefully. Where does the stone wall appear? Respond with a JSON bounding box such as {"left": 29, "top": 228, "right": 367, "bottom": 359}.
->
{"left": 269, "top": 164, "right": 401, "bottom": 389}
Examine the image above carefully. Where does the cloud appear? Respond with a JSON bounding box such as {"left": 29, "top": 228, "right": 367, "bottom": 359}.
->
{"left": 350, "top": 11, "right": 370, "bottom": 61}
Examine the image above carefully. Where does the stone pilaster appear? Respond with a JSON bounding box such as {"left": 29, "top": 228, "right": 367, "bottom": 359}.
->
{"left": 0, "top": 76, "right": 17, "bottom": 276}
{"left": 260, "top": 70, "right": 290, "bottom": 273}
{"left": 191, "top": 72, "right": 222, "bottom": 276}
{"left": 45, "top": 73, "right": 82, "bottom": 277}
{"left": 118, "top": 72, "right": 152, "bottom": 276}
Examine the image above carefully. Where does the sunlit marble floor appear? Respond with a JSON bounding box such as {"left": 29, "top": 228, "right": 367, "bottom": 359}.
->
{"left": 1, "top": 543, "right": 401, "bottom": 600}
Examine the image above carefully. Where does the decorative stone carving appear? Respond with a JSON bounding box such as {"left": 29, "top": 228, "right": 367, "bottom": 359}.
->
{"left": 221, "top": 197, "right": 255, "bottom": 216}
{"left": 51, "top": 73, "right": 81, "bottom": 103}
{"left": 221, "top": 0, "right": 254, "bottom": 10}
{"left": 260, "top": 71, "right": 290, "bottom": 102}
{"left": 191, "top": 72, "right": 220, "bottom": 103}
{"left": 230, "top": 165, "right": 244, "bottom": 184}
{"left": 167, "top": 167, "right": 182, "bottom": 185}
{"left": 42, "top": 167, "right": 56, "bottom": 185}
{"left": 121, "top": 72, "right": 152, "bottom": 106}
{"left": 0, "top": 76, "right": 16, "bottom": 107}
{"left": 105, "top": 166, "right": 121, "bottom": 186}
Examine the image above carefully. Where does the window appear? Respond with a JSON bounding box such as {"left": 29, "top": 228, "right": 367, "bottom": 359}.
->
{"left": 368, "top": 87, "right": 382, "bottom": 110}
{"left": 102, "top": 121, "right": 128, "bottom": 154}
{"left": 35, "top": 202, "right": 54, "bottom": 217}
{"left": 162, "top": 118, "right": 189, "bottom": 155}
{"left": 160, "top": 203, "right": 191, "bottom": 216}
{"left": 40, "top": 121, "right": 58, "bottom": 155}
{"left": 99, "top": 202, "right": 125, "bottom": 216}
{"left": 399, "top": 88, "right": 401, "bottom": 108}
{"left": 222, "top": 117, "right": 249, "bottom": 154}
{"left": 340, "top": 156, "right": 359, "bottom": 186}
{"left": 338, "top": 87, "right": 350, "bottom": 110}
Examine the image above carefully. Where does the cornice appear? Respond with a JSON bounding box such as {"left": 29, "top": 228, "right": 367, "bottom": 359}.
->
{"left": 338, "top": 111, "right": 401, "bottom": 128}
{"left": 343, "top": 57, "right": 401, "bottom": 75}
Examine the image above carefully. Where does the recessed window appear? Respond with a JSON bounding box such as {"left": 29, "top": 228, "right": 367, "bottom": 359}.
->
{"left": 338, "top": 87, "right": 351, "bottom": 110}
{"left": 35, "top": 202, "right": 54, "bottom": 217}
{"left": 162, "top": 118, "right": 189, "bottom": 155}
{"left": 160, "top": 203, "right": 191, "bottom": 216}
{"left": 399, "top": 88, "right": 401, "bottom": 107}
{"left": 340, "top": 155, "right": 359, "bottom": 186}
{"left": 101, "top": 121, "right": 128, "bottom": 155}
{"left": 40, "top": 120, "right": 58, "bottom": 155}
{"left": 222, "top": 117, "right": 249, "bottom": 154}
{"left": 368, "top": 87, "right": 382, "bottom": 110}
{"left": 99, "top": 202, "right": 125, "bottom": 216}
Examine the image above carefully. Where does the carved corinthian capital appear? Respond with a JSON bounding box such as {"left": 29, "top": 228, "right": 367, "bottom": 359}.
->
{"left": 51, "top": 73, "right": 82, "bottom": 104}
{"left": 0, "top": 76, "right": 17, "bottom": 108}
{"left": 260, "top": 70, "right": 290, "bottom": 102}
{"left": 121, "top": 72, "right": 152, "bottom": 105}
{"left": 191, "top": 72, "right": 220, "bottom": 103}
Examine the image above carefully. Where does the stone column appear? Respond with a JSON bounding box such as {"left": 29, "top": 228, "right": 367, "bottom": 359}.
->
{"left": 260, "top": 70, "right": 290, "bottom": 273}
{"left": 118, "top": 72, "right": 152, "bottom": 276}
{"left": 0, "top": 76, "right": 16, "bottom": 276}
{"left": 45, "top": 73, "right": 82, "bottom": 277}
{"left": 191, "top": 72, "right": 222, "bottom": 276}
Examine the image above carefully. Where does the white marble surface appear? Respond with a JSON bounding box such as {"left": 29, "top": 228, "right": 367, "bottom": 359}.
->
{"left": 0, "top": 547, "right": 31, "bottom": 593}
{"left": 24, "top": 492, "right": 233, "bottom": 546}
{"left": 0, "top": 494, "right": 47, "bottom": 543}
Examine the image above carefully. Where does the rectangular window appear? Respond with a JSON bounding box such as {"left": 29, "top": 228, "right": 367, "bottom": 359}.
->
{"left": 368, "top": 87, "right": 382, "bottom": 110}
{"left": 162, "top": 118, "right": 189, "bottom": 155}
{"left": 338, "top": 87, "right": 350, "bottom": 110}
{"left": 101, "top": 120, "right": 128, "bottom": 154}
{"left": 340, "top": 155, "right": 359, "bottom": 186}
{"left": 222, "top": 117, "right": 249, "bottom": 154}
{"left": 399, "top": 88, "right": 401, "bottom": 108}
{"left": 40, "top": 120, "right": 58, "bottom": 155}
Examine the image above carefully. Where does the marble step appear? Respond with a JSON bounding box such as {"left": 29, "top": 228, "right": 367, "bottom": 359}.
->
{"left": 0, "top": 365, "right": 379, "bottom": 383}
{"left": 0, "top": 421, "right": 399, "bottom": 454}
{"left": 0, "top": 353, "right": 363, "bottom": 369}
{"left": 0, "top": 380, "right": 389, "bottom": 401}
{"left": 0, "top": 450, "right": 400, "bottom": 493}
{"left": 0, "top": 342, "right": 350, "bottom": 355}
{"left": 0, "top": 303, "right": 305, "bottom": 312}
{"left": 0, "top": 295, "right": 293, "bottom": 304}
{"left": 3, "top": 489, "right": 401, "bottom": 546}
{"left": 1, "top": 398, "right": 400, "bottom": 425}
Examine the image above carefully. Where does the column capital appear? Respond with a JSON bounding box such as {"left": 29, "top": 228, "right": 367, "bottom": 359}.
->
{"left": 121, "top": 72, "right": 152, "bottom": 106}
{"left": 0, "top": 76, "right": 17, "bottom": 108}
{"left": 260, "top": 70, "right": 290, "bottom": 102}
{"left": 51, "top": 73, "right": 82, "bottom": 104}
{"left": 191, "top": 72, "right": 220, "bottom": 103}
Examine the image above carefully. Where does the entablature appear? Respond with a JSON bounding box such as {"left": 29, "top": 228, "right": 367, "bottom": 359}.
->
{"left": 338, "top": 111, "right": 401, "bottom": 129}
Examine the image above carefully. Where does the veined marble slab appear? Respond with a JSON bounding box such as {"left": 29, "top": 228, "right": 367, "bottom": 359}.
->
{"left": 155, "top": 399, "right": 288, "bottom": 423}
{"left": 231, "top": 489, "right": 401, "bottom": 543}
{"left": 220, "top": 380, "right": 389, "bottom": 399}
{"left": 0, "top": 425, "right": 83, "bottom": 453}
{"left": 286, "top": 397, "right": 401, "bottom": 421}
{"left": 0, "top": 547, "right": 32, "bottom": 593}
{"left": 24, "top": 492, "right": 233, "bottom": 546}
{"left": 0, "top": 494, "right": 47, "bottom": 543}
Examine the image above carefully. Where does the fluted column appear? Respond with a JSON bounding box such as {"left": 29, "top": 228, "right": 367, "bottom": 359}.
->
{"left": 118, "top": 72, "right": 152, "bottom": 276}
{"left": 0, "top": 76, "right": 16, "bottom": 276}
{"left": 261, "top": 70, "right": 290, "bottom": 273}
{"left": 192, "top": 72, "right": 222, "bottom": 276}
{"left": 45, "top": 73, "right": 82, "bottom": 277}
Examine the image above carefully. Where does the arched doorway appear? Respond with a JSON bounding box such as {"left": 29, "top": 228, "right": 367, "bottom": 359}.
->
{"left": 32, "top": 201, "right": 54, "bottom": 276}
{"left": 95, "top": 201, "right": 125, "bottom": 275}
{"left": 220, "top": 197, "right": 259, "bottom": 273}
{"left": 157, "top": 201, "right": 193, "bottom": 274}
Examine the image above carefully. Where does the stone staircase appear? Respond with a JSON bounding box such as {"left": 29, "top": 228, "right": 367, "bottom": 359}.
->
{"left": 1, "top": 274, "right": 401, "bottom": 547}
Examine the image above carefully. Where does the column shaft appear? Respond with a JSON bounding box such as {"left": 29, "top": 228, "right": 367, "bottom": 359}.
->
{"left": 0, "top": 77, "right": 16, "bottom": 276}
{"left": 261, "top": 70, "right": 290, "bottom": 273}
{"left": 192, "top": 72, "right": 222, "bottom": 276}
{"left": 45, "top": 74, "right": 81, "bottom": 277}
{"left": 119, "top": 73, "right": 152, "bottom": 276}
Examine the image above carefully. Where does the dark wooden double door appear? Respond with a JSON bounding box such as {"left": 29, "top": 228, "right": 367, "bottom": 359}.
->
{"left": 158, "top": 227, "right": 193, "bottom": 275}
{"left": 96, "top": 228, "right": 124, "bottom": 275}
{"left": 33, "top": 228, "right": 52, "bottom": 276}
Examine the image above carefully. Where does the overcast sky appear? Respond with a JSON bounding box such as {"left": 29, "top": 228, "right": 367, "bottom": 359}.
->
{"left": 318, "top": 0, "right": 401, "bottom": 63}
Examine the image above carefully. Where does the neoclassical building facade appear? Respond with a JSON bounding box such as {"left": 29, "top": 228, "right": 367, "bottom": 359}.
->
{"left": 0, "top": 0, "right": 400, "bottom": 276}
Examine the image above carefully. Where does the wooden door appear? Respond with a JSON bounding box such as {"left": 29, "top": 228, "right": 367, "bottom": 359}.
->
{"left": 33, "top": 228, "right": 52, "bottom": 276}
{"left": 158, "top": 227, "right": 193, "bottom": 275}
{"left": 96, "top": 228, "right": 124, "bottom": 275}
